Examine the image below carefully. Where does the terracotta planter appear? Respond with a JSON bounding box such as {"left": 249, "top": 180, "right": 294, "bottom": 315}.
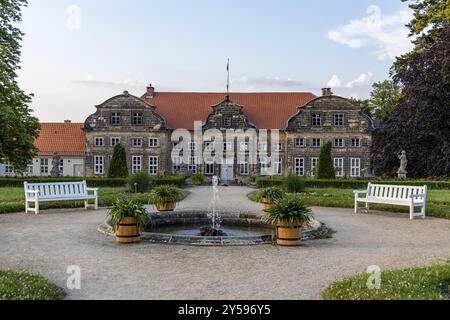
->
{"left": 115, "top": 217, "right": 141, "bottom": 244}
{"left": 262, "top": 197, "right": 271, "bottom": 211}
{"left": 276, "top": 223, "right": 302, "bottom": 246}
{"left": 156, "top": 202, "right": 175, "bottom": 212}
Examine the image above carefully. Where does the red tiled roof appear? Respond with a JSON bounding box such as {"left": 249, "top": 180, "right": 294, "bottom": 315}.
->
{"left": 142, "top": 92, "right": 316, "bottom": 130}
{"left": 35, "top": 123, "right": 85, "bottom": 157}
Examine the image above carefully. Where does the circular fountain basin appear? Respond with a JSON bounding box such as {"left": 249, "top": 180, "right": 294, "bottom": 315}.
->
{"left": 99, "top": 211, "right": 329, "bottom": 246}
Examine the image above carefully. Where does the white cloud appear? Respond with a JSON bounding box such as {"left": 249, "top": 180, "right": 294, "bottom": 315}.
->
{"left": 72, "top": 75, "right": 147, "bottom": 88}
{"left": 327, "top": 75, "right": 342, "bottom": 88}
{"left": 345, "top": 72, "right": 374, "bottom": 88}
{"left": 328, "top": 5, "right": 414, "bottom": 60}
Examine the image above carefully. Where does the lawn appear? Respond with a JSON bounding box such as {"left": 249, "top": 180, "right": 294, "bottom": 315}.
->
{"left": 0, "top": 187, "right": 189, "bottom": 214}
{"left": 248, "top": 188, "right": 450, "bottom": 220}
{"left": 0, "top": 270, "right": 65, "bottom": 300}
{"left": 323, "top": 262, "right": 450, "bottom": 300}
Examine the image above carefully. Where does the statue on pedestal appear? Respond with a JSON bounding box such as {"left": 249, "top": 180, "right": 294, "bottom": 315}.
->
{"left": 397, "top": 150, "right": 408, "bottom": 179}
{"left": 51, "top": 152, "right": 61, "bottom": 178}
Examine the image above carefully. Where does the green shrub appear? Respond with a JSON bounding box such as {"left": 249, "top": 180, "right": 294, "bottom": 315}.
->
{"left": 256, "top": 176, "right": 285, "bottom": 188}
{"left": 262, "top": 195, "right": 312, "bottom": 226}
{"left": 149, "top": 185, "right": 186, "bottom": 206}
{"left": 316, "top": 141, "right": 336, "bottom": 179}
{"left": 107, "top": 144, "right": 129, "bottom": 178}
{"left": 0, "top": 177, "right": 127, "bottom": 188}
{"left": 191, "top": 173, "right": 205, "bottom": 186}
{"left": 128, "top": 172, "right": 152, "bottom": 193}
{"left": 0, "top": 270, "right": 65, "bottom": 300}
{"left": 285, "top": 173, "right": 306, "bottom": 193}
{"left": 150, "top": 176, "right": 186, "bottom": 188}
{"left": 259, "top": 187, "right": 285, "bottom": 203}
{"left": 107, "top": 198, "right": 149, "bottom": 231}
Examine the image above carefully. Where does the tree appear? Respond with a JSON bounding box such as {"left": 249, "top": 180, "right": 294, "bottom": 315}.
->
{"left": 0, "top": 0, "right": 40, "bottom": 173}
{"left": 403, "top": 0, "right": 450, "bottom": 36}
{"left": 349, "top": 98, "right": 372, "bottom": 117}
{"left": 316, "top": 141, "right": 336, "bottom": 179}
{"left": 369, "top": 80, "right": 403, "bottom": 119}
{"left": 372, "top": 24, "right": 450, "bottom": 178}
{"left": 107, "top": 144, "right": 129, "bottom": 178}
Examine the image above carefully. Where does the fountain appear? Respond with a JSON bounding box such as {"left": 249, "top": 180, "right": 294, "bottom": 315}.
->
{"left": 199, "top": 176, "right": 228, "bottom": 236}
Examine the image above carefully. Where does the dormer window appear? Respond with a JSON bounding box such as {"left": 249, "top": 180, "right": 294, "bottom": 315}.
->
{"left": 223, "top": 116, "right": 232, "bottom": 127}
{"left": 133, "top": 112, "right": 143, "bottom": 125}
{"left": 312, "top": 113, "right": 322, "bottom": 126}
{"left": 111, "top": 112, "right": 121, "bottom": 125}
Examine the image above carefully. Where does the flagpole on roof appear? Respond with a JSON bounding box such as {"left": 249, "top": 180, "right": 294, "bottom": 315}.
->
{"left": 226, "top": 58, "right": 230, "bottom": 100}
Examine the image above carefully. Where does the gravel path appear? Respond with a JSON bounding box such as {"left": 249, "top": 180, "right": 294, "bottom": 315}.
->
{"left": 0, "top": 186, "right": 449, "bottom": 300}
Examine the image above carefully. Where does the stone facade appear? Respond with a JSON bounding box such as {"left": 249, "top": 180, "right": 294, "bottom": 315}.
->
{"left": 84, "top": 92, "right": 170, "bottom": 177}
{"left": 82, "top": 90, "right": 374, "bottom": 180}
{"left": 286, "top": 95, "right": 374, "bottom": 178}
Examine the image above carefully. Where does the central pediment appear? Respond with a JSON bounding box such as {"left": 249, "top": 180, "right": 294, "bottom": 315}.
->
{"left": 203, "top": 97, "right": 256, "bottom": 130}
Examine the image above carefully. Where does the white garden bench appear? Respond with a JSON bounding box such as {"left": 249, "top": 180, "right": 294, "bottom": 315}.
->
{"left": 354, "top": 183, "right": 428, "bottom": 220}
{"left": 24, "top": 181, "right": 98, "bottom": 215}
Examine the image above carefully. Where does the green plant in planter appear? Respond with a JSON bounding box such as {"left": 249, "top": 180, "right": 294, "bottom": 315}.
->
{"left": 259, "top": 187, "right": 285, "bottom": 203}
{"left": 149, "top": 185, "right": 185, "bottom": 207}
{"left": 262, "top": 196, "right": 312, "bottom": 226}
{"left": 107, "top": 198, "right": 149, "bottom": 230}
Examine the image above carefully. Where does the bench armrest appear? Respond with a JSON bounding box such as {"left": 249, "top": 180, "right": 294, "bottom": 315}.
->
{"left": 86, "top": 188, "right": 99, "bottom": 196}
{"left": 353, "top": 190, "right": 367, "bottom": 195}
{"left": 25, "top": 190, "right": 40, "bottom": 194}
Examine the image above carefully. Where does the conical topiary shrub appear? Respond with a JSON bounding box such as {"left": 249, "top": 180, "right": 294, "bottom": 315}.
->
{"left": 107, "top": 144, "right": 129, "bottom": 178}
{"left": 316, "top": 141, "right": 336, "bottom": 179}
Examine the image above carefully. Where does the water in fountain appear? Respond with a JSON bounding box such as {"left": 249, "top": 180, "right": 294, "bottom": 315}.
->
{"left": 199, "top": 176, "right": 227, "bottom": 236}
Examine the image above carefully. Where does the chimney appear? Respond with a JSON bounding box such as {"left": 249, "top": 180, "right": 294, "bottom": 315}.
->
{"left": 146, "top": 83, "right": 155, "bottom": 99}
{"left": 322, "top": 88, "right": 333, "bottom": 96}
{"left": 64, "top": 120, "right": 72, "bottom": 123}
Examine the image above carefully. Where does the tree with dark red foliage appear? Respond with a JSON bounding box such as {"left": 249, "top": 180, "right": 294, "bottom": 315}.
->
{"left": 371, "top": 25, "right": 450, "bottom": 178}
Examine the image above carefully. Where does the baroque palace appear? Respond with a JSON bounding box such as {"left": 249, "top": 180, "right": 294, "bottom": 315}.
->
{"left": 0, "top": 85, "right": 375, "bottom": 181}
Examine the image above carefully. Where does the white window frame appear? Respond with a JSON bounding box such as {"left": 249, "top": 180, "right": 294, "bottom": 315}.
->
{"left": 25, "top": 163, "right": 33, "bottom": 176}
{"left": 95, "top": 137, "right": 104, "bottom": 147}
{"left": 59, "top": 159, "right": 64, "bottom": 174}
{"left": 132, "top": 156, "right": 142, "bottom": 174}
{"left": 132, "top": 138, "right": 143, "bottom": 148}
{"left": 240, "top": 160, "right": 249, "bottom": 176}
{"left": 204, "top": 158, "right": 214, "bottom": 175}
{"left": 295, "top": 138, "right": 305, "bottom": 148}
{"left": 274, "top": 159, "right": 282, "bottom": 176}
{"left": 40, "top": 158, "right": 49, "bottom": 175}
{"left": 312, "top": 113, "right": 322, "bottom": 126}
{"left": 148, "top": 156, "right": 159, "bottom": 176}
{"left": 94, "top": 156, "right": 104, "bottom": 175}
{"left": 351, "top": 158, "right": 361, "bottom": 177}
{"left": 189, "top": 156, "right": 197, "bottom": 174}
{"left": 273, "top": 143, "right": 283, "bottom": 152}
{"left": 351, "top": 138, "right": 361, "bottom": 148}
{"left": 189, "top": 142, "right": 198, "bottom": 152}
{"left": 223, "top": 142, "right": 232, "bottom": 152}
{"left": 172, "top": 156, "right": 182, "bottom": 173}
{"left": 132, "top": 112, "right": 143, "bottom": 125}
{"left": 223, "top": 116, "right": 232, "bottom": 127}
{"left": 204, "top": 142, "right": 215, "bottom": 152}
{"left": 111, "top": 137, "right": 121, "bottom": 147}
{"left": 334, "top": 158, "right": 344, "bottom": 177}
{"left": 111, "top": 112, "right": 121, "bottom": 125}
{"left": 259, "top": 157, "right": 269, "bottom": 176}
{"left": 334, "top": 113, "right": 345, "bottom": 127}
{"left": 148, "top": 137, "right": 159, "bottom": 148}
{"left": 240, "top": 142, "right": 249, "bottom": 152}
{"left": 294, "top": 158, "right": 305, "bottom": 177}
{"left": 334, "top": 138, "right": 344, "bottom": 148}
{"left": 312, "top": 138, "right": 321, "bottom": 148}
{"left": 311, "top": 157, "right": 318, "bottom": 177}
{"left": 258, "top": 142, "right": 268, "bottom": 152}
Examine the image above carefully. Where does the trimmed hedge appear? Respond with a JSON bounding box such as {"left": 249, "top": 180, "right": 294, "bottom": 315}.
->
{"left": 0, "top": 176, "right": 187, "bottom": 189}
{"left": 0, "top": 177, "right": 127, "bottom": 188}
{"left": 256, "top": 177, "right": 450, "bottom": 190}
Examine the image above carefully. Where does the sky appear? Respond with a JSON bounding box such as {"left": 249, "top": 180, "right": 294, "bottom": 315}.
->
{"left": 17, "top": 0, "right": 415, "bottom": 122}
